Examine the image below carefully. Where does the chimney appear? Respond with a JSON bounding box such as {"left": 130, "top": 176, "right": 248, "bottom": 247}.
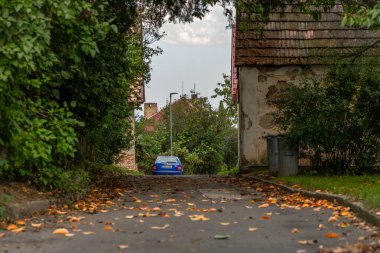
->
{"left": 144, "top": 103, "right": 158, "bottom": 119}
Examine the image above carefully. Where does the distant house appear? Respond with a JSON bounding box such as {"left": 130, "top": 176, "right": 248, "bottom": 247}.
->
{"left": 233, "top": 5, "right": 380, "bottom": 168}
{"left": 143, "top": 94, "right": 197, "bottom": 131}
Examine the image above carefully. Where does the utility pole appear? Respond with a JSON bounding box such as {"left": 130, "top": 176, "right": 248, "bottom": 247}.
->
{"left": 169, "top": 92, "right": 178, "bottom": 156}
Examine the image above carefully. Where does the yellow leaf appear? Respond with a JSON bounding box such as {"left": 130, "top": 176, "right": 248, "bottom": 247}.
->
{"left": 117, "top": 245, "right": 129, "bottom": 249}
{"left": 65, "top": 233, "right": 75, "bottom": 237}
{"left": 151, "top": 224, "right": 170, "bottom": 230}
{"left": 219, "top": 222, "right": 230, "bottom": 226}
{"left": 125, "top": 215, "right": 134, "bottom": 219}
{"left": 248, "top": 227, "right": 258, "bottom": 232}
{"left": 298, "top": 240, "right": 317, "bottom": 245}
{"left": 83, "top": 231, "right": 95, "bottom": 235}
{"left": 338, "top": 221, "right": 349, "bottom": 228}
{"left": 53, "top": 228, "right": 69, "bottom": 235}
{"left": 31, "top": 223, "right": 43, "bottom": 229}
{"left": 11, "top": 227, "right": 25, "bottom": 233}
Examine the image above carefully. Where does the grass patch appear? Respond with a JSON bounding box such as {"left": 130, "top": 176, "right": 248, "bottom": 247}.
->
{"left": 218, "top": 166, "right": 239, "bottom": 176}
{"left": 277, "top": 175, "right": 380, "bottom": 211}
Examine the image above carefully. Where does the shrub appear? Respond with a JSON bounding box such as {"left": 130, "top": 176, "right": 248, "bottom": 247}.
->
{"left": 271, "top": 61, "right": 380, "bottom": 174}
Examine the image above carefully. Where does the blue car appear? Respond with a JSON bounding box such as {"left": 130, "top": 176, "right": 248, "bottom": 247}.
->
{"left": 153, "top": 156, "right": 183, "bottom": 175}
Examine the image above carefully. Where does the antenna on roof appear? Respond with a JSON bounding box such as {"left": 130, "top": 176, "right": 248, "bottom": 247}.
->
{"left": 182, "top": 81, "right": 184, "bottom": 97}
{"left": 190, "top": 83, "right": 199, "bottom": 100}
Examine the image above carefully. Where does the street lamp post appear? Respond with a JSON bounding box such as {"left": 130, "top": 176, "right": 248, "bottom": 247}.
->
{"left": 169, "top": 92, "right": 178, "bottom": 156}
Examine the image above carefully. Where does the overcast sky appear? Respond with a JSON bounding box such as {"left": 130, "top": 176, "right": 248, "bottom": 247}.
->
{"left": 143, "top": 5, "right": 232, "bottom": 112}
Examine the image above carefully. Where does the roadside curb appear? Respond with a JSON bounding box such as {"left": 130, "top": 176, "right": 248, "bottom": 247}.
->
{"left": 5, "top": 199, "right": 59, "bottom": 220}
{"left": 246, "top": 176, "right": 380, "bottom": 227}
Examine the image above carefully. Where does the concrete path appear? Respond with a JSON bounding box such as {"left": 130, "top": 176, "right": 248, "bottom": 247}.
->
{"left": 1, "top": 176, "right": 378, "bottom": 253}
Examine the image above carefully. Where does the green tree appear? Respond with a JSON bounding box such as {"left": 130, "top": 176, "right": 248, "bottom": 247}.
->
{"left": 136, "top": 96, "right": 238, "bottom": 174}
{"left": 212, "top": 74, "right": 238, "bottom": 124}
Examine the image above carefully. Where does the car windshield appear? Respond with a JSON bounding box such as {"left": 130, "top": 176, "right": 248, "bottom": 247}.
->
{"left": 156, "top": 157, "right": 178, "bottom": 163}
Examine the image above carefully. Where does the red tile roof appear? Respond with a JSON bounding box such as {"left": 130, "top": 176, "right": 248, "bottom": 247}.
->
{"left": 235, "top": 5, "right": 380, "bottom": 66}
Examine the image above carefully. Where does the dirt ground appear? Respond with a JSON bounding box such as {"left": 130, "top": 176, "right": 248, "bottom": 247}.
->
{"left": 0, "top": 181, "right": 52, "bottom": 205}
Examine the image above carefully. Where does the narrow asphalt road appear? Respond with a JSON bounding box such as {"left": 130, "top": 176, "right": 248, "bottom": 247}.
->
{"left": 1, "top": 175, "right": 378, "bottom": 253}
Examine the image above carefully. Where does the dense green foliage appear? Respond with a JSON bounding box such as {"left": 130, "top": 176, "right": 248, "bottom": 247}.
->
{"left": 271, "top": 61, "right": 380, "bottom": 175}
{"left": 136, "top": 94, "right": 238, "bottom": 175}
{"left": 0, "top": 0, "right": 151, "bottom": 193}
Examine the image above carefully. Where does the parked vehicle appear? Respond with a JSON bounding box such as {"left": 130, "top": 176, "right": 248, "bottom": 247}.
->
{"left": 153, "top": 156, "right": 183, "bottom": 175}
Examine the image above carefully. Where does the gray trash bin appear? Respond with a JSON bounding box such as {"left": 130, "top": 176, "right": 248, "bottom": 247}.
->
{"left": 266, "top": 135, "right": 299, "bottom": 176}
{"left": 266, "top": 135, "right": 279, "bottom": 173}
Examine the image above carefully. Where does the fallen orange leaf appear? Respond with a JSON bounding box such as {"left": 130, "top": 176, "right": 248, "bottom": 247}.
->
{"left": 117, "top": 245, "right": 129, "bottom": 249}
{"left": 325, "top": 232, "right": 340, "bottom": 238}
{"left": 16, "top": 220, "right": 26, "bottom": 225}
{"left": 6, "top": 224, "right": 18, "bottom": 231}
{"left": 328, "top": 216, "right": 338, "bottom": 222}
{"left": 164, "top": 198, "right": 176, "bottom": 203}
{"left": 291, "top": 228, "right": 300, "bottom": 234}
{"left": 189, "top": 215, "right": 210, "bottom": 221}
{"left": 260, "top": 216, "right": 270, "bottom": 220}
{"left": 53, "top": 228, "right": 69, "bottom": 235}
{"left": 103, "top": 225, "right": 113, "bottom": 231}
{"left": 258, "top": 203, "right": 269, "bottom": 208}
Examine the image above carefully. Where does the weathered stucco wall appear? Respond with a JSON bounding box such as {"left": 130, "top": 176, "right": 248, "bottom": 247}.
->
{"left": 239, "top": 65, "right": 328, "bottom": 168}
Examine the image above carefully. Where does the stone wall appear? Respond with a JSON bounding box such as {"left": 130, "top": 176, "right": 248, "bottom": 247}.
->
{"left": 238, "top": 65, "right": 328, "bottom": 167}
{"left": 117, "top": 111, "right": 138, "bottom": 170}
